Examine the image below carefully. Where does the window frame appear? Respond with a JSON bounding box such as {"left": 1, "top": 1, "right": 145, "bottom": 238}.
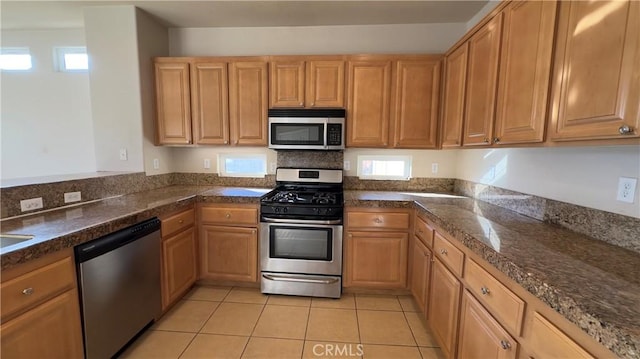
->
{"left": 53, "top": 46, "right": 88, "bottom": 72}
{"left": 218, "top": 153, "right": 267, "bottom": 178}
{"left": 356, "top": 155, "right": 412, "bottom": 181}
{"left": 0, "top": 47, "right": 33, "bottom": 71}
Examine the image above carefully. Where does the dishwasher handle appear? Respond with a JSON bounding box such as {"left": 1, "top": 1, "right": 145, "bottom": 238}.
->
{"left": 75, "top": 217, "right": 161, "bottom": 263}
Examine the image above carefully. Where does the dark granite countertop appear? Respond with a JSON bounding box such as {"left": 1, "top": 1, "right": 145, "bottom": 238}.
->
{"left": 345, "top": 190, "right": 640, "bottom": 359}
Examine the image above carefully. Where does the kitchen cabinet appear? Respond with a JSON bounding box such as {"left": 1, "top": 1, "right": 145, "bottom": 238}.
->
{"left": 390, "top": 58, "right": 441, "bottom": 148}
{"left": 229, "top": 61, "right": 269, "bottom": 146}
{"left": 160, "top": 207, "right": 197, "bottom": 311}
{"left": 410, "top": 233, "right": 432, "bottom": 314}
{"left": 428, "top": 257, "right": 461, "bottom": 359}
{"left": 0, "top": 249, "right": 83, "bottom": 358}
{"left": 191, "top": 62, "right": 229, "bottom": 144}
{"left": 346, "top": 59, "right": 392, "bottom": 147}
{"left": 199, "top": 204, "right": 259, "bottom": 283}
{"left": 493, "top": 0, "right": 557, "bottom": 145}
{"left": 549, "top": 0, "right": 640, "bottom": 141}
{"left": 528, "top": 312, "right": 593, "bottom": 358}
{"left": 457, "top": 290, "right": 518, "bottom": 359}
{"left": 344, "top": 208, "right": 411, "bottom": 288}
{"left": 441, "top": 43, "right": 468, "bottom": 148}
{"left": 269, "top": 57, "right": 345, "bottom": 108}
{"left": 462, "top": 14, "right": 503, "bottom": 147}
{"left": 155, "top": 61, "right": 192, "bottom": 145}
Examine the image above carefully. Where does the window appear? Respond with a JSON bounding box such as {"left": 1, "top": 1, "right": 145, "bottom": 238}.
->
{"left": 0, "top": 48, "right": 32, "bottom": 71}
{"left": 357, "top": 155, "right": 412, "bottom": 180}
{"left": 218, "top": 153, "right": 267, "bottom": 177}
{"left": 54, "top": 47, "right": 88, "bottom": 72}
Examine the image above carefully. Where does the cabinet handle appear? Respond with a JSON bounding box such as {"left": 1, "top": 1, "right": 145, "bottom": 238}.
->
{"left": 234, "top": 140, "right": 238, "bottom": 145}
{"left": 417, "top": 229, "right": 423, "bottom": 235}
{"left": 225, "top": 213, "right": 231, "bottom": 219}
{"left": 224, "top": 140, "right": 228, "bottom": 144}
{"left": 481, "top": 286, "right": 490, "bottom": 295}
{"left": 500, "top": 340, "right": 511, "bottom": 350}
{"left": 483, "top": 137, "right": 490, "bottom": 143}
{"left": 440, "top": 249, "right": 448, "bottom": 255}
{"left": 22, "top": 287, "right": 34, "bottom": 295}
{"left": 310, "top": 102, "right": 315, "bottom": 107}
{"left": 178, "top": 219, "right": 184, "bottom": 224}
{"left": 619, "top": 125, "right": 634, "bottom": 135}
{"left": 299, "top": 102, "right": 304, "bottom": 106}
{"left": 374, "top": 217, "right": 382, "bottom": 224}
{"left": 493, "top": 137, "right": 500, "bottom": 143}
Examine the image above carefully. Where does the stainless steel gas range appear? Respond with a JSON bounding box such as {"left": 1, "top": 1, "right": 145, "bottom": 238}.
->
{"left": 259, "top": 168, "right": 343, "bottom": 298}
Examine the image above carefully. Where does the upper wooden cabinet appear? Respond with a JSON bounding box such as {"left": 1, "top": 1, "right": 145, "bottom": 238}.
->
{"left": 269, "top": 58, "right": 345, "bottom": 108}
{"left": 191, "top": 62, "right": 229, "bottom": 145}
{"left": 391, "top": 58, "right": 441, "bottom": 148}
{"left": 494, "top": 0, "right": 557, "bottom": 145}
{"left": 155, "top": 61, "right": 192, "bottom": 145}
{"left": 441, "top": 44, "right": 468, "bottom": 148}
{"left": 549, "top": 0, "right": 640, "bottom": 141}
{"left": 463, "top": 14, "right": 503, "bottom": 147}
{"left": 229, "top": 61, "right": 269, "bottom": 146}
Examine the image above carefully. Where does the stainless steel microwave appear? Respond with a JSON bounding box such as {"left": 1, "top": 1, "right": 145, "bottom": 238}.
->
{"left": 268, "top": 109, "right": 345, "bottom": 150}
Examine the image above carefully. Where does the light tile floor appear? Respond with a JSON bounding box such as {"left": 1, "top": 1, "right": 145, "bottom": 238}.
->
{"left": 120, "top": 286, "right": 445, "bottom": 359}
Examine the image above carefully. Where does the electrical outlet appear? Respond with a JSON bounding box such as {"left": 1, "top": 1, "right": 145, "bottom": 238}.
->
{"left": 20, "top": 197, "right": 43, "bottom": 212}
{"left": 204, "top": 159, "right": 211, "bottom": 169}
{"left": 344, "top": 160, "right": 350, "bottom": 171}
{"left": 64, "top": 191, "right": 81, "bottom": 203}
{"left": 431, "top": 163, "right": 439, "bottom": 174}
{"left": 153, "top": 159, "right": 160, "bottom": 169}
{"left": 617, "top": 177, "right": 637, "bottom": 203}
{"left": 119, "top": 148, "right": 128, "bottom": 161}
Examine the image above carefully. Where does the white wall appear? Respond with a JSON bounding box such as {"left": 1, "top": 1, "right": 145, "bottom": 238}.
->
{"left": 466, "top": 0, "right": 501, "bottom": 30}
{"left": 0, "top": 29, "right": 96, "bottom": 179}
{"left": 169, "top": 23, "right": 466, "bottom": 56}
{"left": 135, "top": 8, "right": 173, "bottom": 175}
{"left": 84, "top": 6, "right": 144, "bottom": 172}
{"left": 456, "top": 146, "right": 640, "bottom": 218}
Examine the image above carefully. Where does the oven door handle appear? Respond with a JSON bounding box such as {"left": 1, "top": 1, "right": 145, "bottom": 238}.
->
{"left": 261, "top": 217, "right": 342, "bottom": 225}
{"left": 262, "top": 273, "right": 340, "bottom": 285}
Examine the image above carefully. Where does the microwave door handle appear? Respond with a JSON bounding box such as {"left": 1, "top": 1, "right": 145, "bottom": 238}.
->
{"left": 323, "top": 118, "right": 329, "bottom": 149}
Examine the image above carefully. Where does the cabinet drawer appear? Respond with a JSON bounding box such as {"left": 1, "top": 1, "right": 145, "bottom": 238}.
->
{"left": 433, "top": 232, "right": 464, "bottom": 277}
{"left": 529, "top": 312, "right": 594, "bottom": 358}
{"left": 1, "top": 256, "right": 75, "bottom": 320}
{"left": 347, "top": 211, "right": 410, "bottom": 230}
{"left": 464, "top": 258, "right": 525, "bottom": 335}
{"left": 414, "top": 216, "right": 434, "bottom": 248}
{"left": 161, "top": 208, "right": 195, "bottom": 237}
{"left": 201, "top": 206, "right": 258, "bottom": 226}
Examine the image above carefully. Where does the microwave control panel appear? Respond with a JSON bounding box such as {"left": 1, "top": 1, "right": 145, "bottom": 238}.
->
{"left": 327, "top": 124, "right": 343, "bottom": 146}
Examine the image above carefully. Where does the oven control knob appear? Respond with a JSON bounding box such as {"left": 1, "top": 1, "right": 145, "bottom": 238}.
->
{"left": 283, "top": 207, "right": 288, "bottom": 213}
{"left": 275, "top": 207, "right": 280, "bottom": 213}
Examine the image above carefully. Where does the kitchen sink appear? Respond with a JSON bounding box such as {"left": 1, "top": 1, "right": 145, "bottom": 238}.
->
{"left": 0, "top": 234, "right": 35, "bottom": 248}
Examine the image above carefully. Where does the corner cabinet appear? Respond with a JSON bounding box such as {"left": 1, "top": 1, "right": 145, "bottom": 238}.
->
{"left": 549, "top": 0, "right": 640, "bottom": 141}
{"left": 429, "top": 256, "right": 462, "bottom": 359}
{"left": 199, "top": 204, "right": 259, "bottom": 283}
{"left": 410, "top": 217, "right": 433, "bottom": 314}
{"left": 441, "top": 44, "right": 468, "bottom": 148}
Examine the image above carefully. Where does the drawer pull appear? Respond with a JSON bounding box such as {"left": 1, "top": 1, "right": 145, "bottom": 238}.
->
{"left": 440, "top": 249, "right": 448, "bottom": 255}
{"left": 374, "top": 217, "right": 382, "bottom": 224}
{"left": 481, "top": 286, "right": 491, "bottom": 295}
{"left": 225, "top": 213, "right": 231, "bottom": 219}
{"left": 178, "top": 219, "right": 184, "bottom": 224}
{"left": 500, "top": 340, "right": 511, "bottom": 350}
{"left": 22, "top": 287, "right": 34, "bottom": 295}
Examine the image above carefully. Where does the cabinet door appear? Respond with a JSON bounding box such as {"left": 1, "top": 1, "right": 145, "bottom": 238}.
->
{"left": 428, "top": 258, "right": 461, "bottom": 359}
{"left": 528, "top": 312, "right": 594, "bottom": 359}
{"left": 410, "top": 237, "right": 432, "bottom": 315}
{"left": 270, "top": 61, "right": 305, "bottom": 108}
{"left": 494, "top": 1, "right": 557, "bottom": 145}
{"left": 162, "top": 227, "right": 197, "bottom": 310}
{"left": 344, "top": 231, "right": 408, "bottom": 288}
{"left": 307, "top": 60, "right": 345, "bottom": 108}
{"left": 391, "top": 59, "right": 441, "bottom": 148}
{"left": 549, "top": 0, "right": 640, "bottom": 140}
{"left": 463, "top": 14, "right": 503, "bottom": 146}
{"left": 191, "top": 62, "right": 229, "bottom": 145}
{"left": 200, "top": 225, "right": 258, "bottom": 282}
{"left": 346, "top": 60, "right": 392, "bottom": 147}
{"left": 1, "top": 290, "right": 84, "bottom": 359}
{"left": 441, "top": 44, "right": 468, "bottom": 147}
{"left": 229, "top": 61, "right": 268, "bottom": 146}
{"left": 457, "top": 291, "right": 518, "bottom": 359}
{"left": 155, "top": 62, "right": 192, "bottom": 145}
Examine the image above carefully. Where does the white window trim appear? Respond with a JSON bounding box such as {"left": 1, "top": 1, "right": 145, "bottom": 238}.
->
{"left": 53, "top": 46, "right": 88, "bottom": 72}
{"left": 357, "top": 155, "right": 412, "bottom": 181}
{"left": 218, "top": 153, "right": 267, "bottom": 178}
{"left": 0, "top": 47, "right": 32, "bottom": 71}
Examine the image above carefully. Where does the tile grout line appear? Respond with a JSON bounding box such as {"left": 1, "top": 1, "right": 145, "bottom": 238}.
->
{"left": 239, "top": 287, "right": 269, "bottom": 359}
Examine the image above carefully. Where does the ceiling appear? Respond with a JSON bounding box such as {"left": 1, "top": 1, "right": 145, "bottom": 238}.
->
{"left": 1, "top": 1, "right": 488, "bottom": 30}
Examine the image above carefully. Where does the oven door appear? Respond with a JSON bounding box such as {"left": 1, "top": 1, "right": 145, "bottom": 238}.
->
{"left": 260, "top": 221, "right": 342, "bottom": 276}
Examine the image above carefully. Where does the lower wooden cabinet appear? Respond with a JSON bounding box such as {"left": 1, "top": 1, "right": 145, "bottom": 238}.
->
{"left": 410, "top": 236, "right": 432, "bottom": 314}
{"left": 428, "top": 257, "right": 461, "bottom": 359}
{"left": 199, "top": 225, "right": 258, "bottom": 282}
{"left": 528, "top": 312, "right": 593, "bottom": 359}
{"left": 161, "top": 227, "right": 197, "bottom": 309}
{"left": 344, "top": 231, "right": 408, "bottom": 288}
{"left": 458, "top": 290, "right": 518, "bottom": 359}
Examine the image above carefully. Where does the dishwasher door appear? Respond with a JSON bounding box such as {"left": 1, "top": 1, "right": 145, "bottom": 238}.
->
{"left": 75, "top": 217, "right": 162, "bottom": 359}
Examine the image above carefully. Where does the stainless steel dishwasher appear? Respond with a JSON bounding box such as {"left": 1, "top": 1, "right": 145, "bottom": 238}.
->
{"left": 75, "top": 217, "right": 162, "bottom": 359}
